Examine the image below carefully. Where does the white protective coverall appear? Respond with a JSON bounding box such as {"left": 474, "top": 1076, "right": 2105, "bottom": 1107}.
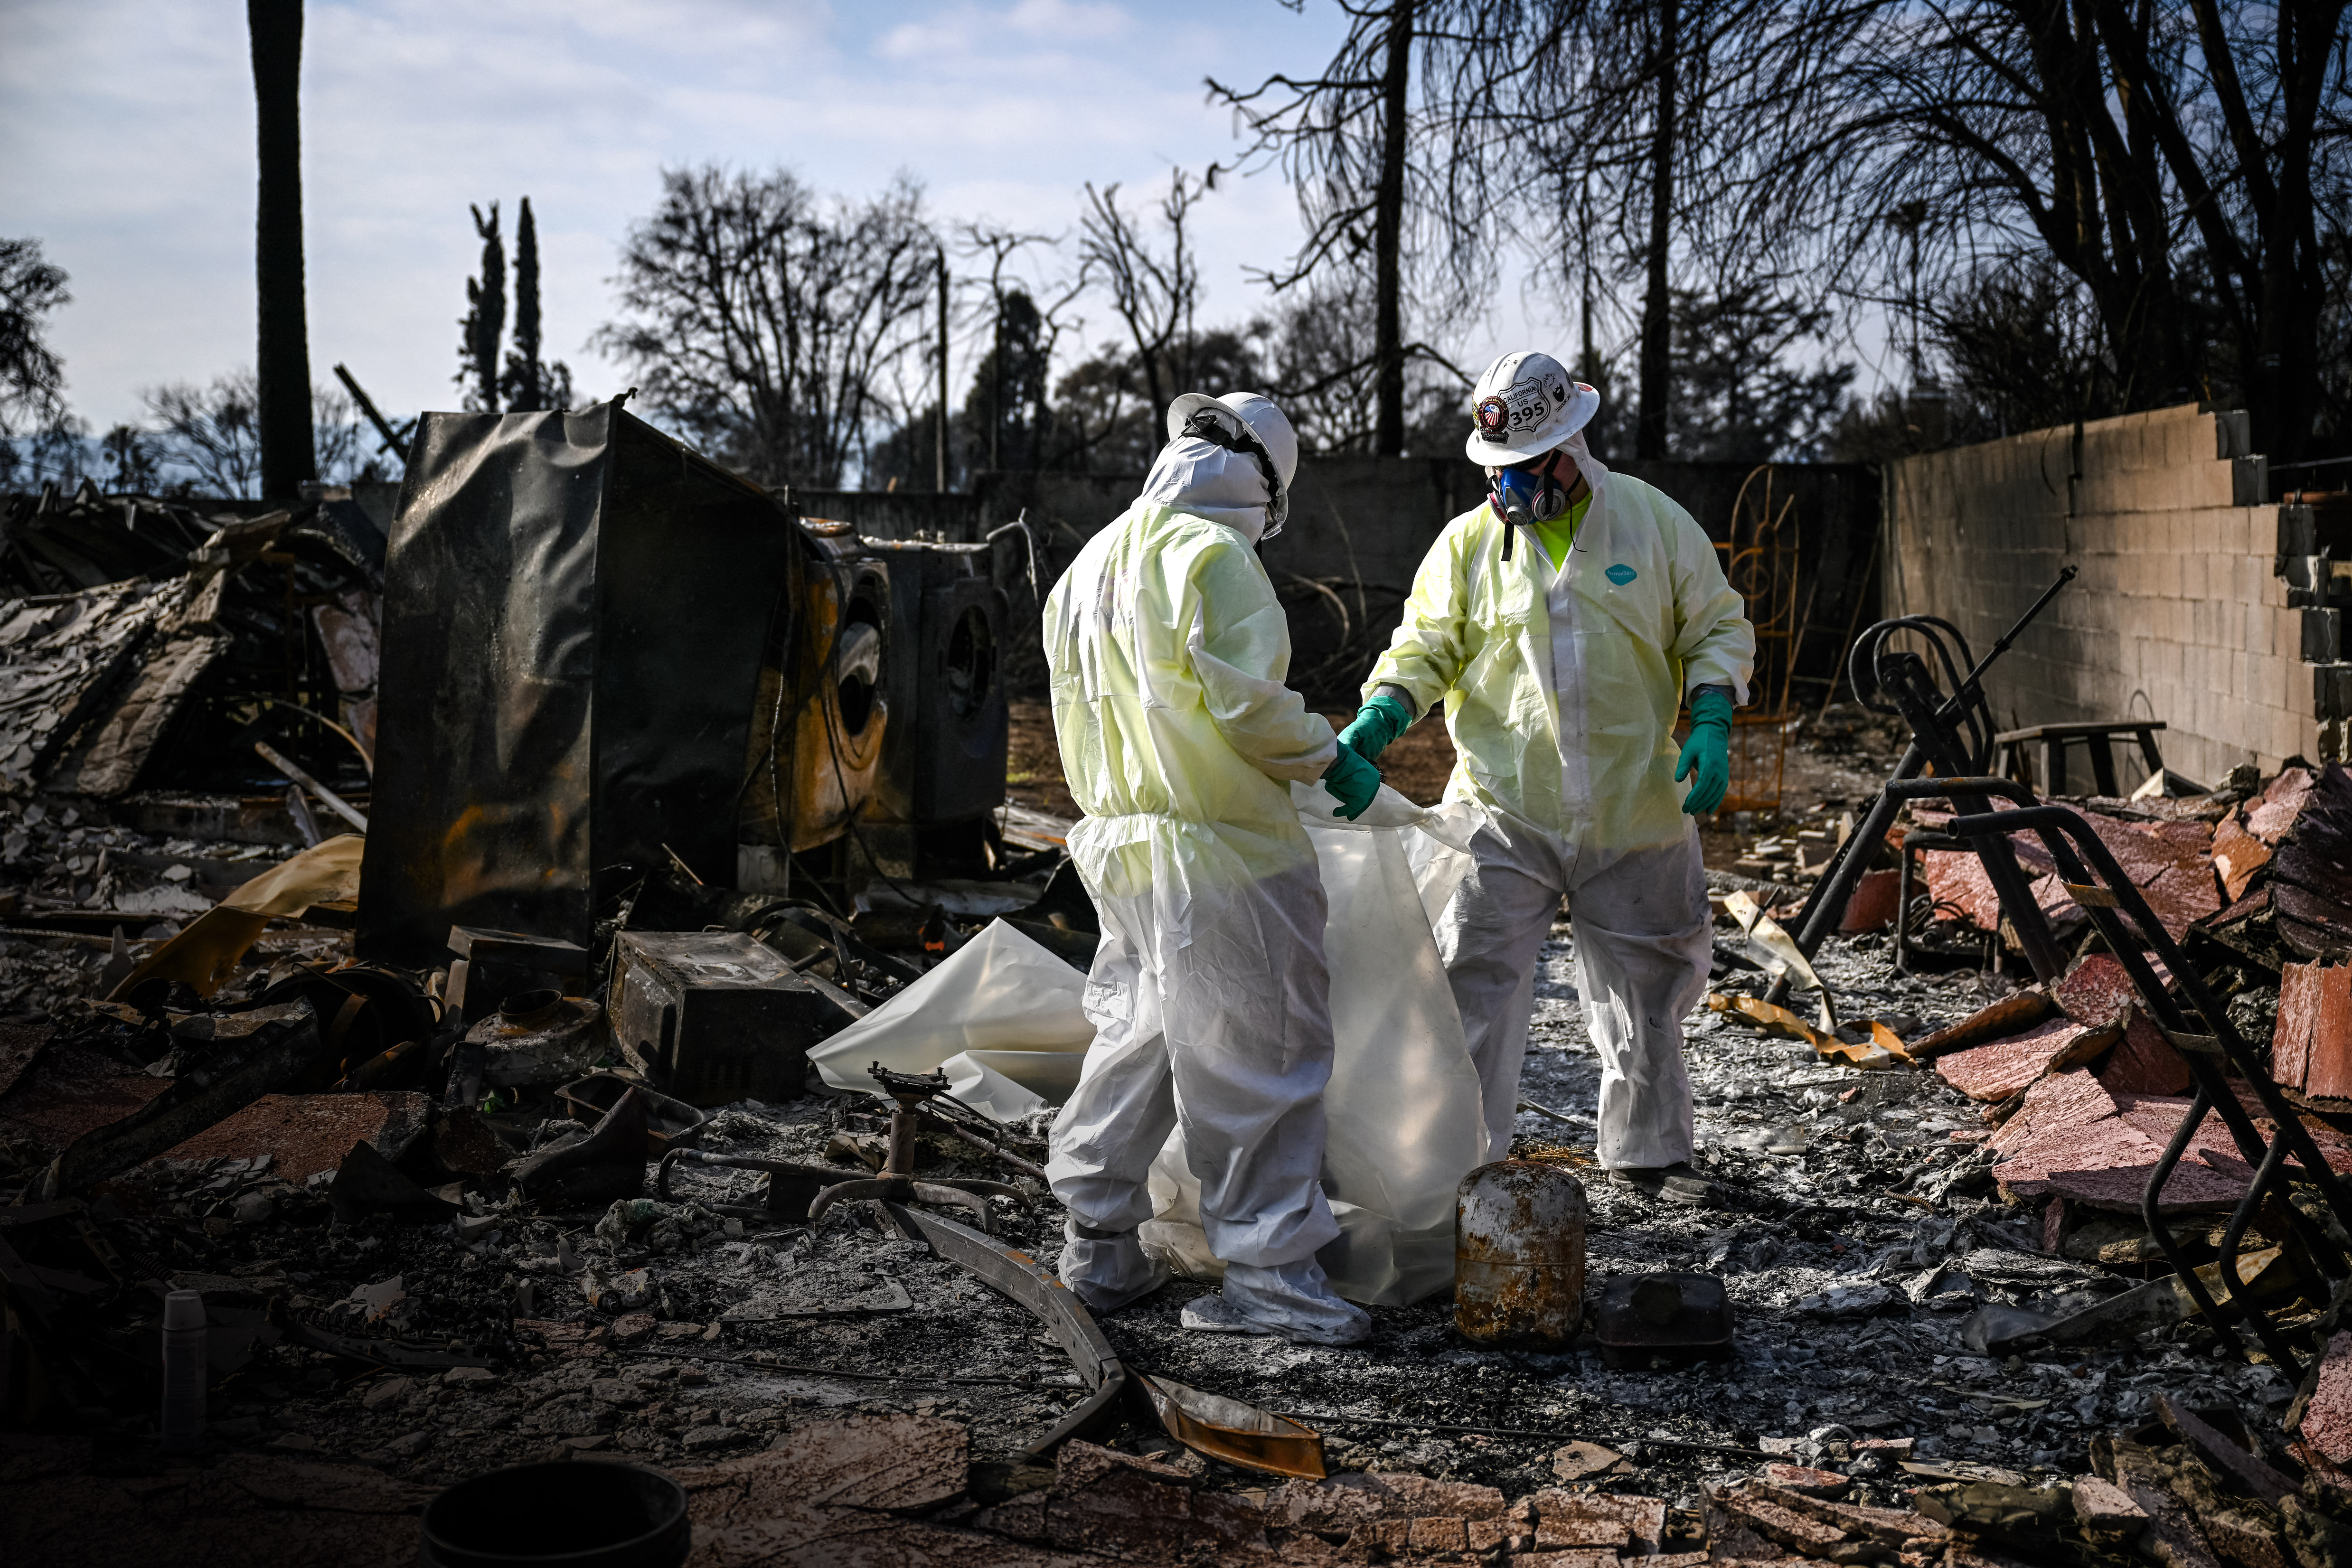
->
{"left": 1366, "top": 434, "right": 1754, "bottom": 1169}
{"left": 1042, "top": 426, "right": 1372, "bottom": 1343}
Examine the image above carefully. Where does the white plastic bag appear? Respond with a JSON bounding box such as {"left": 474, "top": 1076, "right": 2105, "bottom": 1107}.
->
{"left": 1138, "top": 782, "right": 1487, "bottom": 1305}
{"left": 807, "top": 920, "right": 1093, "bottom": 1119}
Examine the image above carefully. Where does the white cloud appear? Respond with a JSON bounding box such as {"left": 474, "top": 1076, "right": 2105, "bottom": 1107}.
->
{"left": 4, "top": 0, "right": 1474, "bottom": 434}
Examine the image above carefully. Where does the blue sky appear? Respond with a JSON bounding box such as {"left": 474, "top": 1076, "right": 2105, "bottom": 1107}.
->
{"left": 0, "top": 0, "right": 1446, "bottom": 432}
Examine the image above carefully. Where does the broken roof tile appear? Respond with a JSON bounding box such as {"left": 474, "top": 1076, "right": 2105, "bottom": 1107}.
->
{"left": 2296, "top": 1332, "right": 2352, "bottom": 1466}
{"left": 2095, "top": 1014, "right": 2195, "bottom": 1098}
{"left": 151, "top": 1091, "right": 433, "bottom": 1183}
{"left": 0, "top": 1044, "right": 173, "bottom": 1152}
{"left": 2054, "top": 955, "right": 2137, "bottom": 1032}
{"left": 2279, "top": 960, "right": 2352, "bottom": 1102}
{"left": 2213, "top": 811, "right": 2272, "bottom": 901}
{"left": 1992, "top": 1088, "right": 2275, "bottom": 1212}
{"left": 2247, "top": 767, "right": 2316, "bottom": 844}
{"left": 1990, "top": 1069, "right": 2122, "bottom": 1155}
{"left": 1936, "top": 1016, "right": 2120, "bottom": 1102}
{"left": 2271, "top": 765, "right": 2352, "bottom": 959}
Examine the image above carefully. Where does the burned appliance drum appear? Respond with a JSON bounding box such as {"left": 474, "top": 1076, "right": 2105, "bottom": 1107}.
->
{"left": 607, "top": 930, "right": 846, "bottom": 1107}
{"left": 865, "top": 539, "right": 1010, "bottom": 831}
{"left": 1453, "top": 1159, "right": 1587, "bottom": 1349}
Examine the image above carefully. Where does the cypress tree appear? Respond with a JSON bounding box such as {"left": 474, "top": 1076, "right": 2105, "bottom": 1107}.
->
{"left": 505, "top": 197, "right": 543, "bottom": 411}
{"left": 458, "top": 202, "right": 504, "bottom": 413}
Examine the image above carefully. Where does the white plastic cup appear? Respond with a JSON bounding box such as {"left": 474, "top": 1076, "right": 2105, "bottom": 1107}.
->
{"left": 161, "top": 1289, "right": 207, "bottom": 1451}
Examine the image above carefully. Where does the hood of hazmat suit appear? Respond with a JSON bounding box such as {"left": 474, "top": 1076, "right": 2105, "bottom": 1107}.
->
{"left": 1365, "top": 450, "right": 1753, "bottom": 871}
{"left": 1044, "top": 423, "right": 1367, "bottom": 1339}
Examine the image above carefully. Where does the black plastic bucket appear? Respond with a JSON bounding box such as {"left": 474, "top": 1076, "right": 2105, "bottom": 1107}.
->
{"left": 419, "top": 1462, "right": 690, "bottom": 1568}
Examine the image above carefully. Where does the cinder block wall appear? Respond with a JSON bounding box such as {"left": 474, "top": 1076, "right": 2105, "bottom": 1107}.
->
{"left": 819, "top": 456, "right": 1881, "bottom": 702}
{"left": 1883, "top": 402, "right": 2325, "bottom": 789}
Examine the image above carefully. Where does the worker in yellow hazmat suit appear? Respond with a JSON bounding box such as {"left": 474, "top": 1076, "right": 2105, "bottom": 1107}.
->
{"left": 1043, "top": 391, "right": 1381, "bottom": 1343}
{"left": 1343, "top": 351, "right": 1754, "bottom": 1192}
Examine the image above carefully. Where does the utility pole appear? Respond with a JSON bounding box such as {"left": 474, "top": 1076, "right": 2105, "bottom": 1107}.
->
{"left": 249, "top": 0, "right": 315, "bottom": 499}
{"left": 934, "top": 252, "right": 949, "bottom": 493}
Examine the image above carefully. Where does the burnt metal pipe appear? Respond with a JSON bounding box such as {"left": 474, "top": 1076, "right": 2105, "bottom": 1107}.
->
{"left": 884, "top": 1202, "right": 1128, "bottom": 1463}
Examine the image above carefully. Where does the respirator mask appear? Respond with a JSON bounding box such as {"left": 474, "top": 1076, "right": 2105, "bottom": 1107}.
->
{"left": 1488, "top": 458, "right": 1572, "bottom": 526}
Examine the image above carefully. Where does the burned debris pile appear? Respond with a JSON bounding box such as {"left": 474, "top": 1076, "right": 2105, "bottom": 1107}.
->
{"left": 9, "top": 428, "right": 2352, "bottom": 1568}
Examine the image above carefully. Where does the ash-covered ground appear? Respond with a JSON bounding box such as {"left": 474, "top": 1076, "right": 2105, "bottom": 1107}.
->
{"left": 163, "top": 922, "right": 2287, "bottom": 1516}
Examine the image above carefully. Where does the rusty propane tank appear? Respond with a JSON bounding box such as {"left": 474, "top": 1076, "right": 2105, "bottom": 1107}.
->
{"left": 1454, "top": 1159, "right": 1586, "bottom": 1348}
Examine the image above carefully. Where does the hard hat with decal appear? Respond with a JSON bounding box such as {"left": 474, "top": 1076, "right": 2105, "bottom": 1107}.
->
{"left": 1464, "top": 350, "right": 1600, "bottom": 467}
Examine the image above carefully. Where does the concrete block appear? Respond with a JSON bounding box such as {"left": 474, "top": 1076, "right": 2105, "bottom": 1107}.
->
{"left": 2281, "top": 504, "right": 2319, "bottom": 567}
{"left": 2235, "top": 456, "right": 2268, "bottom": 508}
{"left": 2318, "top": 665, "right": 2352, "bottom": 721}
{"left": 2216, "top": 408, "right": 2254, "bottom": 460}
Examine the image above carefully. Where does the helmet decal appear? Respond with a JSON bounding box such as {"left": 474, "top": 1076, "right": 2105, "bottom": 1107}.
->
{"left": 1503, "top": 366, "right": 1570, "bottom": 433}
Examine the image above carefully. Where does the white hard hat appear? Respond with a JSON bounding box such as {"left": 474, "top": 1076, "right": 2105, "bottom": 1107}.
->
{"left": 1166, "top": 391, "right": 1298, "bottom": 489}
{"left": 1166, "top": 391, "right": 1298, "bottom": 533}
{"left": 1464, "top": 350, "right": 1599, "bottom": 466}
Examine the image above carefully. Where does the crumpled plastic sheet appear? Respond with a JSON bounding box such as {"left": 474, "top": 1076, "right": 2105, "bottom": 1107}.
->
{"left": 108, "top": 833, "right": 367, "bottom": 999}
{"left": 1140, "top": 783, "right": 1487, "bottom": 1306}
{"left": 807, "top": 920, "right": 1094, "bottom": 1123}
{"left": 810, "top": 784, "right": 1492, "bottom": 1306}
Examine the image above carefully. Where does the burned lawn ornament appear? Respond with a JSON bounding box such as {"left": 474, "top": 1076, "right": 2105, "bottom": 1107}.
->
{"left": 1593, "top": 1273, "right": 1733, "bottom": 1369}
{"left": 1134, "top": 1370, "right": 1327, "bottom": 1479}
{"left": 1454, "top": 1159, "right": 1586, "bottom": 1348}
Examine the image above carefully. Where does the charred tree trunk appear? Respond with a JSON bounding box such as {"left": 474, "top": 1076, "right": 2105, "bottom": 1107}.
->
{"left": 1635, "top": 0, "right": 1678, "bottom": 461}
{"left": 248, "top": 0, "right": 314, "bottom": 499}
{"left": 1374, "top": 0, "right": 1414, "bottom": 457}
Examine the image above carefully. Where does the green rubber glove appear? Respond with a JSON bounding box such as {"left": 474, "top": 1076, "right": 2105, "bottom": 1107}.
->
{"left": 1335, "top": 691, "right": 1414, "bottom": 763}
{"left": 1321, "top": 739, "right": 1382, "bottom": 821}
{"left": 1676, "top": 685, "right": 1734, "bottom": 816}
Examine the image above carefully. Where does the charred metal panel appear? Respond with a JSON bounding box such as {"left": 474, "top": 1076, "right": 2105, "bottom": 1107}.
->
{"left": 360, "top": 403, "right": 792, "bottom": 965}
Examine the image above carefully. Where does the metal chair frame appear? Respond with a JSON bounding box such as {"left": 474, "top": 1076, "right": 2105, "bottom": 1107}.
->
{"left": 1770, "top": 566, "right": 2352, "bottom": 1370}
{"left": 1776, "top": 572, "right": 2079, "bottom": 1002}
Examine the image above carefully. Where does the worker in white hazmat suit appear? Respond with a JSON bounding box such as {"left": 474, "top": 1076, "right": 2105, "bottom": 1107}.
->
{"left": 1042, "top": 391, "right": 1382, "bottom": 1344}
{"left": 1341, "top": 352, "right": 1754, "bottom": 1191}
